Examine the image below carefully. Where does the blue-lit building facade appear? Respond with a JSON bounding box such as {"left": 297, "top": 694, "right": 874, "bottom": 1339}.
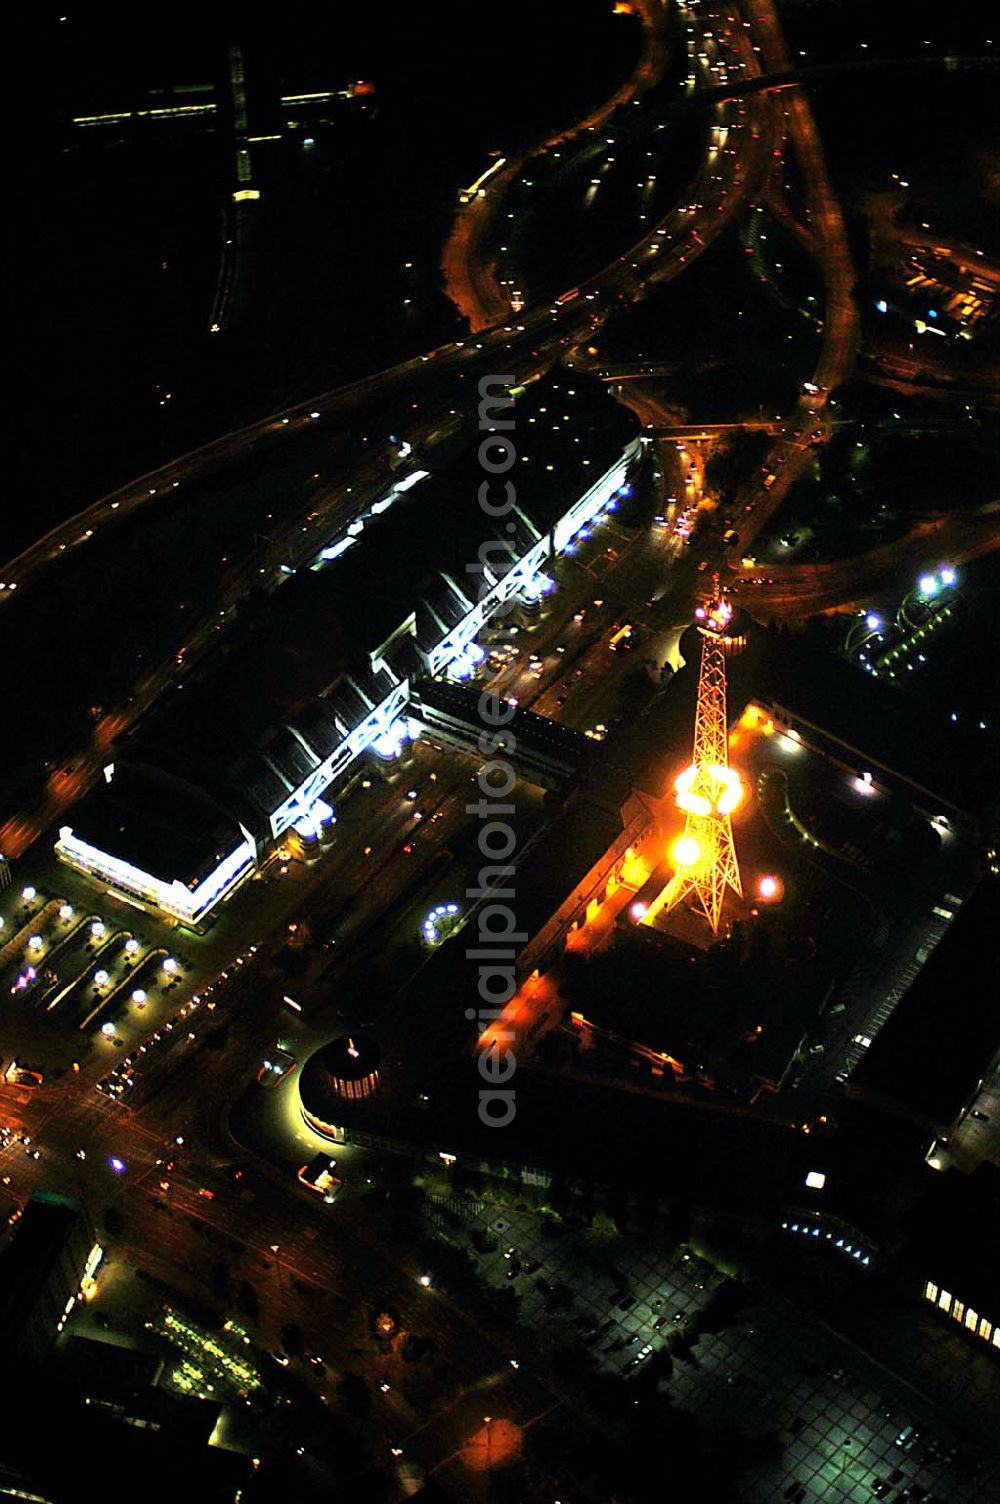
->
{"left": 56, "top": 375, "right": 642, "bottom": 924}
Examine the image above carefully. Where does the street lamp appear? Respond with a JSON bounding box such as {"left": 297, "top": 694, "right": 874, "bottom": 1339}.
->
{"left": 844, "top": 610, "right": 883, "bottom": 656}
{"left": 899, "top": 566, "right": 958, "bottom": 633}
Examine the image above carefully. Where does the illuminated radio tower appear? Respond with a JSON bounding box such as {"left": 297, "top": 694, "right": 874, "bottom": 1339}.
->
{"left": 651, "top": 575, "right": 743, "bottom": 935}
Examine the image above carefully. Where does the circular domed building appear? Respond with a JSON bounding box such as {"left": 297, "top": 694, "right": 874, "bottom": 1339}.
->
{"left": 299, "top": 1033, "right": 382, "bottom": 1140}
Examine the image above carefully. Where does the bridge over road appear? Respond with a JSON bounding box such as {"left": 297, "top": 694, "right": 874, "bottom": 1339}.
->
{"left": 408, "top": 679, "right": 592, "bottom": 790}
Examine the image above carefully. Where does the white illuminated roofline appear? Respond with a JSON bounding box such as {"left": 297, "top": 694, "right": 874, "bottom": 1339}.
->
{"left": 428, "top": 448, "right": 636, "bottom": 676}
{"left": 269, "top": 676, "right": 412, "bottom": 840}
{"left": 276, "top": 443, "right": 638, "bottom": 832}
{"left": 58, "top": 444, "right": 639, "bottom": 920}
{"left": 56, "top": 827, "right": 254, "bottom": 921}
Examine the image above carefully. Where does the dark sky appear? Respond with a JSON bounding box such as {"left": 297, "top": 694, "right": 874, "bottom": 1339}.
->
{"left": 12, "top": 3, "right": 638, "bottom": 527}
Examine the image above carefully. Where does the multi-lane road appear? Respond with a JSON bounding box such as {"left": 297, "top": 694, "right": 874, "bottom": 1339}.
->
{"left": 731, "top": 502, "right": 1000, "bottom": 617}
{"left": 3, "top": 5, "right": 998, "bottom": 1492}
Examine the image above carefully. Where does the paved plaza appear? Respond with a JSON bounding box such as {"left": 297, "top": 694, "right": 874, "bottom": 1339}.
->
{"left": 425, "top": 1194, "right": 999, "bottom": 1502}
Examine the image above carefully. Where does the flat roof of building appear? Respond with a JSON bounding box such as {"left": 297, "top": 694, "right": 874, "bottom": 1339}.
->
{"left": 67, "top": 763, "right": 249, "bottom": 891}
{"left": 66, "top": 371, "right": 638, "bottom": 881}
{"left": 0, "top": 1193, "right": 89, "bottom": 1349}
{"left": 749, "top": 627, "right": 999, "bottom": 823}
{"left": 901, "top": 1162, "right": 1000, "bottom": 1316}
{"left": 848, "top": 878, "right": 1000, "bottom": 1134}
{"left": 307, "top": 1041, "right": 814, "bottom": 1214}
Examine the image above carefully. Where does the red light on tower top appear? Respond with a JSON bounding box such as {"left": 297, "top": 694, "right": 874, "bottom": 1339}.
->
{"left": 697, "top": 573, "right": 734, "bottom": 638}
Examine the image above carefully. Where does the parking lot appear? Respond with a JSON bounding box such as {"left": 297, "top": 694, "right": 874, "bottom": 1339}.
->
{"left": 423, "top": 1195, "right": 998, "bottom": 1502}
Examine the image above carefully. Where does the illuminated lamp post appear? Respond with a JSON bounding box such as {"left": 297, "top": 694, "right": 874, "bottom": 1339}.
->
{"left": 375, "top": 1310, "right": 397, "bottom": 1341}
{"left": 898, "top": 565, "right": 957, "bottom": 632}
{"left": 843, "top": 610, "right": 883, "bottom": 657}
{"left": 649, "top": 578, "right": 743, "bottom": 935}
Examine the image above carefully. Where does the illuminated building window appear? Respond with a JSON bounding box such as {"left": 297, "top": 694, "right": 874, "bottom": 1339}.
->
{"left": 993, "top": 1328, "right": 1000, "bottom": 1349}
{"left": 978, "top": 1318, "right": 992, "bottom": 1342}
{"left": 965, "top": 1307, "right": 978, "bottom": 1331}
{"left": 938, "top": 1289, "right": 952, "bottom": 1312}
{"left": 924, "top": 1281, "right": 939, "bottom": 1304}
{"left": 950, "top": 1299, "right": 964, "bottom": 1324}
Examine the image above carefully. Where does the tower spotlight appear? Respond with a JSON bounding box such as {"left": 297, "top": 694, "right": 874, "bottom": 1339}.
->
{"left": 918, "top": 573, "right": 939, "bottom": 598}
{"left": 939, "top": 565, "right": 956, "bottom": 587}
{"left": 673, "top": 836, "right": 700, "bottom": 868}
{"left": 865, "top": 613, "right": 881, "bottom": 631}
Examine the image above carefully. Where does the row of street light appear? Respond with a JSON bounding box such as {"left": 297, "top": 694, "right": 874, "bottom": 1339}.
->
{"left": 844, "top": 564, "right": 959, "bottom": 668}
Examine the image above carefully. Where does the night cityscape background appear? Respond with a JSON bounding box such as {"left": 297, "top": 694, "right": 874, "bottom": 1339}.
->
{"left": 2, "top": 3, "right": 998, "bottom": 1501}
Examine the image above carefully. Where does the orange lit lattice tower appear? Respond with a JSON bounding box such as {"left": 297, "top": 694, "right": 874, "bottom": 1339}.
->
{"left": 653, "top": 577, "right": 743, "bottom": 935}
